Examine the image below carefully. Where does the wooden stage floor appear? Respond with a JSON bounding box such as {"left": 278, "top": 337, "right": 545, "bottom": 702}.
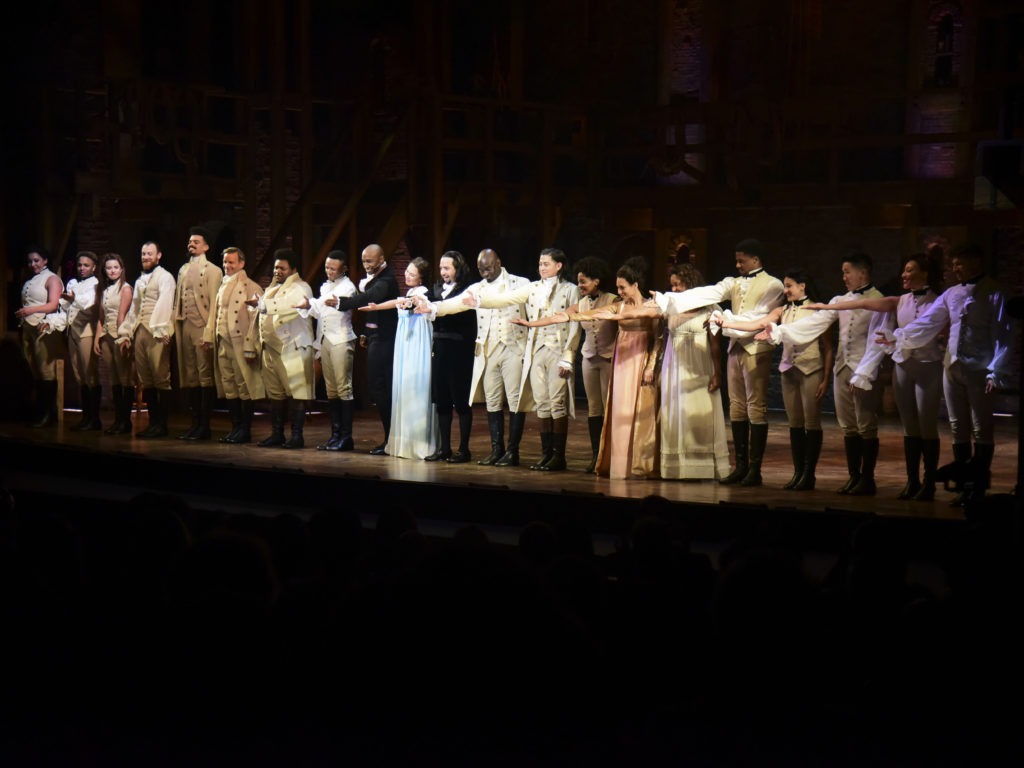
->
{"left": 2, "top": 402, "right": 1018, "bottom": 539}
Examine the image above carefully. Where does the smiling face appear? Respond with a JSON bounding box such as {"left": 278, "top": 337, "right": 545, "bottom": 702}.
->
{"left": 361, "top": 245, "right": 384, "bottom": 277}
{"left": 669, "top": 273, "right": 687, "bottom": 292}
{"left": 901, "top": 258, "right": 927, "bottom": 291}
{"left": 187, "top": 234, "right": 208, "bottom": 258}
{"left": 222, "top": 249, "right": 243, "bottom": 277}
{"left": 27, "top": 251, "right": 48, "bottom": 275}
{"left": 783, "top": 277, "right": 806, "bottom": 302}
{"left": 404, "top": 263, "right": 422, "bottom": 287}
{"left": 537, "top": 253, "right": 562, "bottom": 280}
{"left": 140, "top": 243, "right": 161, "bottom": 272}
{"left": 439, "top": 256, "right": 456, "bottom": 284}
{"left": 273, "top": 258, "right": 294, "bottom": 284}
{"left": 76, "top": 255, "right": 96, "bottom": 280}
{"left": 577, "top": 272, "right": 600, "bottom": 298}
{"left": 615, "top": 276, "right": 641, "bottom": 302}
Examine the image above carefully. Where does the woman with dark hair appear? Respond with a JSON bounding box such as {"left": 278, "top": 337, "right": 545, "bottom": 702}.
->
{"left": 14, "top": 246, "right": 65, "bottom": 427}
{"left": 717, "top": 266, "right": 834, "bottom": 489}
{"left": 541, "top": 255, "right": 620, "bottom": 473}
{"left": 806, "top": 251, "right": 942, "bottom": 500}
{"left": 520, "top": 256, "right": 662, "bottom": 479}
{"left": 94, "top": 252, "right": 135, "bottom": 434}
{"left": 425, "top": 250, "right": 477, "bottom": 463}
{"left": 362, "top": 257, "right": 438, "bottom": 459}
{"left": 60, "top": 250, "right": 103, "bottom": 430}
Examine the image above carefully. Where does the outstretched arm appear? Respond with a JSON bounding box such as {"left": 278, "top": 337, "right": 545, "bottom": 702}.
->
{"left": 512, "top": 309, "right": 572, "bottom": 327}
{"left": 715, "top": 305, "right": 784, "bottom": 332}
{"left": 805, "top": 296, "right": 899, "bottom": 313}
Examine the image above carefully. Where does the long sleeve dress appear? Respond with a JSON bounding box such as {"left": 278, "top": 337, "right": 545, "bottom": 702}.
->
{"left": 387, "top": 285, "right": 439, "bottom": 459}
{"left": 660, "top": 304, "right": 731, "bottom": 480}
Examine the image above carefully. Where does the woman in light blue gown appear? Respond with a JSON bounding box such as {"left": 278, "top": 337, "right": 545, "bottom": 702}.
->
{"left": 362, "top": 257, "right": 438, "bottom": 459}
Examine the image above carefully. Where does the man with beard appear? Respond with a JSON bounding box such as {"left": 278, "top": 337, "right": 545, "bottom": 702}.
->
{"left": 118, "top": 240, "right": 177, "bottom": 438}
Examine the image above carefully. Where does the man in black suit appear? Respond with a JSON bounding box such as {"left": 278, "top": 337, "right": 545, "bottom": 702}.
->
{"left": 424, "top": 250, "right": 477, "bottom": 463}
{"left": 331, "top": 243, "right": 399, "bottom": 454}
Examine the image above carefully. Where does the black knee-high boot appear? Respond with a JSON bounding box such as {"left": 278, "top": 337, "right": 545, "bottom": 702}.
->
{"left": 137, "top": 389, "right": 168, "bottom": 438}
{"left": 72, "top": 385, "right": 91, "bottom": 430}
{"left": 530, "top": 431, "right": 554, "bottom": 470}
{"left": 283, "top": 399, "right": 306, "bottom": 449}
{"left": 897, "top": 436, "right": 923, "bottom": 500}
{"left": 177, "top": 387, "right": 201, "bottom": 440}
{"left": 848, "top": 437, "right": 878, "bottom": 496}
{"left": 448, "top": 410, "right": 473, "bottom": 463}
{"left": 739, "top": 423, "right": 768, "bottom": 487}
{"left": 31, "top": 380, "right": 59, "bottom": 428}
{"left": 478, "top": 411, "right": 505, "bottom": 465}
{"left": 318, "top": 399, "right": 342, "bottom": 451}
{"left": 336, "top": 400, "right": 355, "bottom": 451}
{"left": 221, "top": 398, "right": 242, "bottom": 443}
{"left": 538, "top": 417, "right": 568, "bottom": 471}
{"left": 720, "top": 421, "right": 749, "bottom": 484}
{"left": 783, "top": 428, "right": 806, "bottom": 490}
{"left": 837, "top": 435, "right": 863, "bottom": 494}
{"left": 230, "top": 399, "right": 255, "bottom": 445}
{"left": 913, "top": 439, "right": 940, "bottom": 501}
{"left": 258, "top": 400, "right": 287, "bottom": 447}
{"left": 497, "top": 412, "right": 526, "bottom": 467}
{"left": 795, "top": 429, "right": 823, "bottom": 491}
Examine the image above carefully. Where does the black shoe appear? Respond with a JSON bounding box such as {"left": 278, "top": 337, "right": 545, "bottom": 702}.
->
{"left": 177, "top": 425, "right": 199, "bottom": 440}
{"left": 333, "top": 436, "right": 354, "bottom": 452}
{"left": 282, "top": 435, "right": 304, "bottom": 449}
{"left": 369, "top": 443, "right": 387, "bottom": 456}
{"left": 137, "top": 424, "right": 168, "bottom": 439}
{"left": 186, "top": 428, "right": 211, "bottom": 441}
{"left": 425, "top": 449, "right": 452, "bottom": 462}
{"left": 446, "top": 450, "right": 471, "bottom": 464}
{"left": 495, "top": 449, "right": 519, "bottom": 467}
{"left": 257, "top": 433, "right": 286, "bottom": 448}
{"left": 317, "top": 436, "right": 341, "bottom": 451}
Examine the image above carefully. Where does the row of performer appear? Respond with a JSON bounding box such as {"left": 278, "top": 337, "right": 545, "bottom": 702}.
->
{"left": 16, "top": 233, "right": 1018, "bottom": 506}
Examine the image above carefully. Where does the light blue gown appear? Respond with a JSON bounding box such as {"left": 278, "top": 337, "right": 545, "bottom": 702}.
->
{"left": 387, "top": 287, "right": 438, "bottom": 459}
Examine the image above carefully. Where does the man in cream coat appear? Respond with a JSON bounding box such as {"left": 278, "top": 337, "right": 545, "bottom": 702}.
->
{"left": 174, "top": 225, "right": 222, "bottom": 440}
{"left": 118, "top": 240, "right": 177, "bottom": 438}
{"left": 423, "top": 248, "right": 531, "bottom": 466}
{"left": 201, "top": 246, "right": 264, "bottom": 444}
{"left": 252, "top": 248, "right": 314, "bottom": 449}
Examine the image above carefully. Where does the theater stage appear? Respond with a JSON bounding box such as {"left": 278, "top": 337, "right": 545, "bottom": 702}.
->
{"left": 2, "top": 401, "right": 1019, "bottom": 563}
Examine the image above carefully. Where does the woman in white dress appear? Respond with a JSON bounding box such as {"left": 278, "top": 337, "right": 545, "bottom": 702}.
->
{"left": 362, "top": 257, "right": 438, "bottom": 459}
{"left": 657, "top": 263, "right": 730, "bottom": 480}
{"left": 94, "top": 252, "right": 136, "bottom": 434}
